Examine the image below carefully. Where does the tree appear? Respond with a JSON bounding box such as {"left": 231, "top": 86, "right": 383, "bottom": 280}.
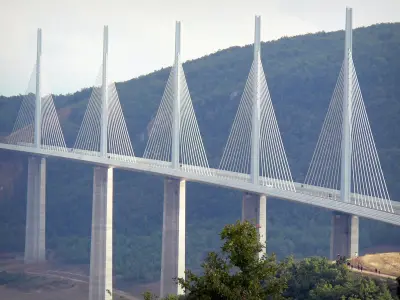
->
{"left": 144, "top": 220, "right": 288, "bottom": 300}
{"left": 175, "top": 220, "right": 289, "bottom": 300}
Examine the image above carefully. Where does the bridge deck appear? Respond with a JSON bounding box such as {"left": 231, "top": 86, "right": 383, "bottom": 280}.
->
{"left": 0, "top": 142, "right": 399, "bottom": 226}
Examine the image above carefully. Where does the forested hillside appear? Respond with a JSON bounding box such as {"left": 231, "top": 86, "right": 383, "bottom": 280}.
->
{"left": 0, "top": 23, "right": 399, "bottom": 282}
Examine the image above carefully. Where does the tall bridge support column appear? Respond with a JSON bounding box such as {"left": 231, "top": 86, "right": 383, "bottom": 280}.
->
{"left": 331, "top": 8, "right": 359, "bottom": 262}
{"left": 160, "top": 178, "right": 185, "bottom": 298}
{"left": 89, "top": 166, "right": 113, "bottom": 300}
{"left": 330, "top": 211, "right": 359, "bottom": 260}
{"left": 24, "top": 156, "right": 46, "bottom": 263}
{"left": 242, "top": 192, "right": 267, "bottom": 258}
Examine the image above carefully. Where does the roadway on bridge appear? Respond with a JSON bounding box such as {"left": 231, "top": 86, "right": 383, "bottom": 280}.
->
{"left": 0, "top": 142, "right": 399, "bottom": 226}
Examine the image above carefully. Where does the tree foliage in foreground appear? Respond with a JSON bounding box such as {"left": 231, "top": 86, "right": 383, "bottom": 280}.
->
{"left": 144, "top": 221, "right": 397, "bottom": 300}
{"left": 177, "top": 221, "right": 289, "bottom": 300}
{"left": 145, "top": 220, "right": 289, "bottom": 300}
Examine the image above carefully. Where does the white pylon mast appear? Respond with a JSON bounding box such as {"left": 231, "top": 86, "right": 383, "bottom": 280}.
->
{"left": 340, "top": 7, "right": 353, "bottom": 203}
{"left": 100, "top": 26, "right": 109, "bottom": 157}
{"left": 34, "top": 28, "right": 42, "bottom": 148}
{"left": 251, "top": 16, "right": 261, "bottom": 184}
{"left": 172, "top": 21, "right": 181, "bottom": 169}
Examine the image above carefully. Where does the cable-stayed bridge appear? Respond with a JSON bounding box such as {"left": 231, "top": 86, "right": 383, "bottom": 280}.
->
{"left": 0, "top": 7, "right": 399, "bottom": 300}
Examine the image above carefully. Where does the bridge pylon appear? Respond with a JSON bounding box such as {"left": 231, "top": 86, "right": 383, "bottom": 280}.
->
{"left": 143, "top": 23, "right": 209, "bottom": 175}
{"left": 244, "top": 16, "right": 267, "bottom": 257}
{"left": 219, "top": 16, "right": 294, "bottom": 192}
{"left": 73, "top": 27, "right": 135, "bottom": 162}
{"left": 141, "top": 20, "right": 210, "bottom": 297}
{"left": 158, "top": 22, "right": 187, "bottom": 298}
{"left": 8, "top": 28, "right": 67, "bottom": 150}
{"left": 332, "top": 7, "right": 359, "bottom": 261}
{"left": 23, "top": 29, "right": 46, "bottom": 264}
{"left": 305, "top": 7, "right": 394, "bottom": 259}
{"left": 34, "top": 29, "right": 42, "bottom": 148}
{"left": 219, "top": 15, "right": 295, "bottom": 256}
{"left": 88, "top": 26, "right": 114, "bottom": 300}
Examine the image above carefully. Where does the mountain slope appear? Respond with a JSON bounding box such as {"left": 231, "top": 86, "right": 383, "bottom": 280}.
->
{"left": 0, "top": 23, "right": 399, "bottom": 282}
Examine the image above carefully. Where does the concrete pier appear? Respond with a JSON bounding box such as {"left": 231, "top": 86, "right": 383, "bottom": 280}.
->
{"left": 242, "top": 192, "right": 267, "bottom": 258}
{"left": 330, "top": 211, "right": 359, "bottom": 260}
{"left": 160, "top": 178, "right": 186, "bottom": 298}
{"left": 24, "top": 156, "right": 46, "bottom": 263}
{"left": 89, "top": 166, "right": 113, "bottom": 300}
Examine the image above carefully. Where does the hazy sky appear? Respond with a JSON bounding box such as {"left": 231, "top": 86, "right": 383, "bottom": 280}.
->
{"left": 0, "top": 0, "right": 399, "bottom": 96}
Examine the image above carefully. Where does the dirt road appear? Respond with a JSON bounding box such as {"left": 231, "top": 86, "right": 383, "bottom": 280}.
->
{"left": 0, "top": 260, "right": 141, "bottom": 300}
{"left": 348, "top": 266, "right": 397, "bottom": 280}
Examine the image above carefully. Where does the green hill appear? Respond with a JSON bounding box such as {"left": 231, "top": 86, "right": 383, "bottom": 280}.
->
{"left": 0, "top": 23, "right": 399, "bottom": 282}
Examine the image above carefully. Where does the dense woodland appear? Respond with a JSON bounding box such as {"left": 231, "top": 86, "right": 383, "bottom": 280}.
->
{"left": 0, "top": 23, "right": 399, "bottom": 283}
